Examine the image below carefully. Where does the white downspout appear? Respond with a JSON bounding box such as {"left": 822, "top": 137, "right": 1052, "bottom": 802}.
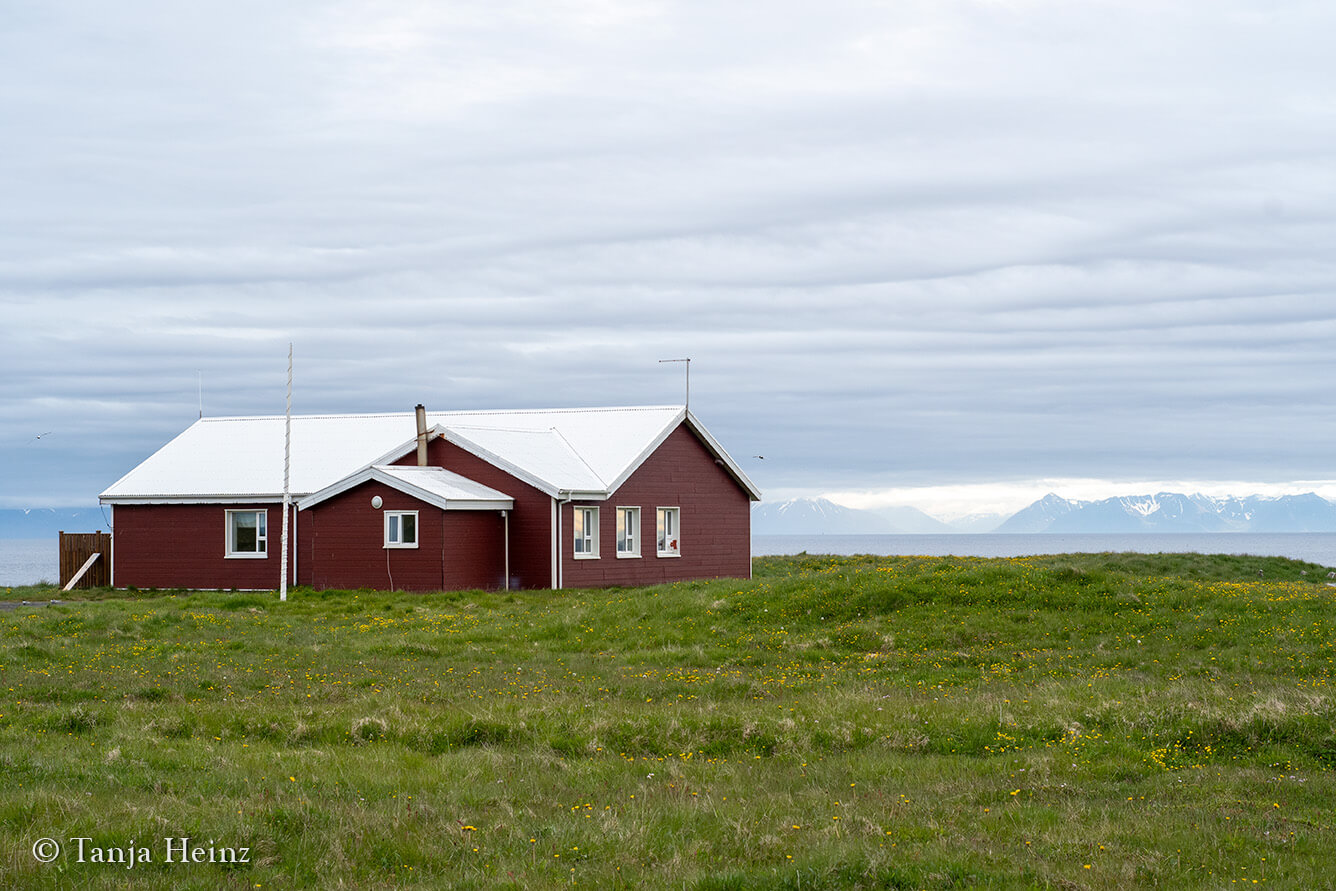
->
{"left": 551, "top": 498, "right": 558, "bottom": 589}
{"left": 556, "top": 495, "right": 572, "bottom": 589}
{"left": 503, "top": 510, "right": 510, "bottom": 591}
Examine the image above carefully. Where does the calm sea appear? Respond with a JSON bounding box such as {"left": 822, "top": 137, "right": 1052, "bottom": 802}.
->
{"left": 4, "top": 533, "right": 1335, "bottom": 587}
{"left": 753, "top": 533, "right": 1336, "bottom": 568}
{"left": 0, "top": 539, "right": 58, "bottom": 587}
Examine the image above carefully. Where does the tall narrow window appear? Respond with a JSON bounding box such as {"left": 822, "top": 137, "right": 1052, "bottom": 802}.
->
{"left": 573, "top": 506, "right": 599, "bottom": 558}
{"left": 226, "top": 509, "right": 267, "bottom": 558}
{"left": 656, "top": 507, "right": 680, "bottom": 557}
{"left": 616, "top": 507, "right": 640, "bottom": 557}
{"left": 385, "top": 510, "right": 418, "bottom": 548}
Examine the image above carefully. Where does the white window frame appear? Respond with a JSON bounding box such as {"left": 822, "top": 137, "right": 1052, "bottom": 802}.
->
{"left": 656, "top": 506, "right": 681, "bottom": 557}
{"left": 573, "top": 506, "right": 599, "bottom": 559}
{"left": 616, "top": 506, "right": 641, "bottom": 558}
{"left": 225, "top": 509, "right": 268, "bottom": 559}
{"left": 384, "top": 510, "right": 419, "bottom": 549}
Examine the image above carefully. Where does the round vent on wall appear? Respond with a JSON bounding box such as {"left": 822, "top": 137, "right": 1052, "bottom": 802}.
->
{"left": 371, "top": 495, "right": 383, "bottom": 509}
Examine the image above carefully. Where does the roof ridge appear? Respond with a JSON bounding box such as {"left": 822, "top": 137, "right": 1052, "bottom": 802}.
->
{"left": 203, "top": 405, "right": 681, "bottom": 423}
{"left": 428, "top": 405, "right": 680, "bottom": 417}
{"left": 442, "top": 424, "right": 556, "bottom": 434}
{"left": 202, "top": 413, "right": 410, "bottom": 422}
{"left": 549, "top": 427, "right": 607, "bottom": 488}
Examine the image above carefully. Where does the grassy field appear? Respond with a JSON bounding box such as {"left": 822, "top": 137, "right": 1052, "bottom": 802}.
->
{"left": 3, "top": 552, "right": 1336, "bottom": 889}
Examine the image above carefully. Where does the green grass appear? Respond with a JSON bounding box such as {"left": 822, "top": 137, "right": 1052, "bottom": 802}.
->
{"left": 3, "top": 552, "right": 1336, "bottom": 888}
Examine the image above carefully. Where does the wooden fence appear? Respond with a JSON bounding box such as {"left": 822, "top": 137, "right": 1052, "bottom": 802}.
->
{"left": 59, "top": 531, "right": 111, "bottom": 589}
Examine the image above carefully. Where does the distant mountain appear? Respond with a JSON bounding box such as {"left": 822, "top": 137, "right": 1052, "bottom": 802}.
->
{"left": 0, "top": 508, "right": 108, "bottom": 538}
{"left": 1238, "top": 493, "right": 1336, "bottom": 532}
{"left": 995, "top": 493, "right": 1082, "bottom": 533}
{"left": 997, "top": 492, "right": 1336, "bottom": 534}
{"left": 945, "top": 513, "right": 1010, "bottom": 533}
{"left": 870, "top": 505, "right": 958, "bottom": 534}
{"left": 751, "top": 499, "right": 963, "bottom": 535}
{"left": 751, "top": 498, "right": 896, "bottom": 535}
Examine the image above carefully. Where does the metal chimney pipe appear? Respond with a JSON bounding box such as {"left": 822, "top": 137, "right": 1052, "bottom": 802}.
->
{"left": 415, "top": 403, "right": 428, "bottom": 467}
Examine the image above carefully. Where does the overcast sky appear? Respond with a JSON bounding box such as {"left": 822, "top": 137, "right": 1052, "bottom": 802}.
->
{"left": 3, "top": 0, "right": 1335, "bottom": 519}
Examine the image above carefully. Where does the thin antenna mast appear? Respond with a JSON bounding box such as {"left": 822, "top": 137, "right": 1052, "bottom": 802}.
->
{"left": 197, "top": 371, "right": 203, "bottom": 419}
{"left": 279, "top": 344, "right": 292, "bottom": 603}
{"left": 659, "top": 358, "right": 690, "bottom": 410}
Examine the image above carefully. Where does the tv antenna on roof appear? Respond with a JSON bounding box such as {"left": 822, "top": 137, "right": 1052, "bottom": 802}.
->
{"left": 659, "top": 357, "right": 690, "bottom": 410}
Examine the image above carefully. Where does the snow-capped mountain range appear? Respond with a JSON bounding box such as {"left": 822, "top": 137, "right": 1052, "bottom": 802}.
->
{"left": 997, "top": 492, "right": 1336, "bottom": 534}
{"left": 753, "top": 493, "right": 1336, "bottom": 535}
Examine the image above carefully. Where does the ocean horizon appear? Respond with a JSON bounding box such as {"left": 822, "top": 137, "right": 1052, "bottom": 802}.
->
{"left": 753, "top": 532, "right": 1336, "bottom": 567}
{"left": 0, "top": 539, "right": 58, "bottom": 588}
{"left": 5, "top": 532, "right": 1336, "bottom": 588}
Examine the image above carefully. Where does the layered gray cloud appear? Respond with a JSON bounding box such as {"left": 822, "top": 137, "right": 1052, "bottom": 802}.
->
{"left": 3, "top": 0, "right": 1334, "bottom": 509}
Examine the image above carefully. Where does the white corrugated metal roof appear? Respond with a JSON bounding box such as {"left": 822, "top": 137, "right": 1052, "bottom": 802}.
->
{"left": 100, "top": 405, "right": 737, "bottom": 502}
{"left": 300, "top": 465, "right": 514, "bottom": 512}
{"left": 375, "top": 466, "right": 512, "bottom": 504}
{"left": 439, "top": 427, "right": 606, "bottom": 494}
{"left": 99, "top": 413, "right": 418, "bottom": 501}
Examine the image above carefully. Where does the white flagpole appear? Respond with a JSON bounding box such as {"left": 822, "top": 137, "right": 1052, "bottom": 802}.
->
{"left": 280, "top": 343, "right": 292, "bottom": 602}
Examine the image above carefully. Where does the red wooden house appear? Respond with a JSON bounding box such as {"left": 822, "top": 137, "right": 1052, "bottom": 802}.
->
{"left": 99, "top": 405, "right": 760, "bottom": 592}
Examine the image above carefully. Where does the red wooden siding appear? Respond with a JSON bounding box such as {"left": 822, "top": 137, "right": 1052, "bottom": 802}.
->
{"left": 560, "top": 424, "right": 751, "bottom": 588}
{"left": 395, "top": 439, "right": 554, "bottom": 590}
{"left": 299, "top": 480, "right": 505, "bottom": 592}
{"left": 441, "top": 510, "right": 508, "bottom": 590}
{"left": 111, "top": 503, "right": 294, "bottom": 590}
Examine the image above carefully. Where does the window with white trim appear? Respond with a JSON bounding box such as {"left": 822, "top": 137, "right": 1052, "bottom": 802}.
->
{"left": 656, "top": 507, "right": 680, "bottom": 557}
{"left": 226, "top": 509, "right": 267, "bottom": 558}
{"left": 616, "top": 507, "right": 640, "bottom": 558}
{"left": 385, "top": 511, "right": 418, "bottom": 548}
{"left": 573, "top": 506, "right": 599, "bottom": 558}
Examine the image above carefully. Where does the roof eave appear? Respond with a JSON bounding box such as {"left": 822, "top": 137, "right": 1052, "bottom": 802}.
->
{"left": 440, "top": 499, "right": 516, "bottom": 511}
{"left": 599, "top": 407, "right": 687, "bottom": 495}
{"left": 99, "top": 495, "right": 294, "bottom": 505}
{"left": 595, "top": 408, "right": 761, "bottom": 501}
{"left": 559, "top": 490, "right": 611, "bottom": 501}
{"left": 298, "top": 466, "right": 513, "bottom": 512}
{"left": 433, "top": 428, "right": 566, "bottom": 498}
{"left": 684, "top": 409, "right": 762, "bottom": 501}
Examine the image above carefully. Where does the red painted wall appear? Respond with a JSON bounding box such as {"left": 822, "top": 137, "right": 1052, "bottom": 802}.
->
{"left": 396, "top": 440, "right": 554, "bottom": 590}
{"left": 441, "top": 510, "right": 508, "bottom": 591}
{"left": 560, "top": 424, "right": 752, "bottom": 588}
{"left": 111, "top": 503, "right": 294, "bottom": 590}
{"left": 299, "top": 480, "right": 505, "bottom": 592}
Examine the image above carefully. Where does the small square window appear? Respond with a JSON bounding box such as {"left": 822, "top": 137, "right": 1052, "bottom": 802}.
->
{"left": 616, "top": 507, "right": 640, "bottom": 558}
{"left": 226, "top": 509, "right": 267, "bottom": 558}
{"left": 573, "top": 506, "right": 599, "bottom": 558}
{"left": 657, "top": 507, "right": 680, "bottom": 557}
{"left": 385, "top": 510, "right": 418, "bottom": 548}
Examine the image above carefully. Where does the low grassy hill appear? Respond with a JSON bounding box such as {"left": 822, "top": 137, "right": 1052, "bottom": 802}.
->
{"left": 3, "top": 552, "right": 1335, "bottom": 888}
